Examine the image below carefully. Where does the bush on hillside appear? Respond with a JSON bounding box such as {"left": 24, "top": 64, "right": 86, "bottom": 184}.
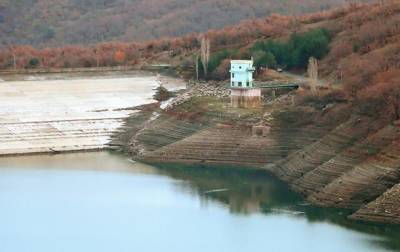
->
{"left": 208, "top": 49, "right": 238, "bottom": 73}
{"left": 211, "top": 59, "right": 231, "bottom": 80}
{"left": 251, "top": 28, "right": 332, "bottom": 69}
{"left": 27, "top": 58, "right": 40, "bottom": 68}
{"left": 252, "top": 50, "right": 277, "bottom": 69}
{"left": 201, "top": 28, "right": 331, "bottom": 80}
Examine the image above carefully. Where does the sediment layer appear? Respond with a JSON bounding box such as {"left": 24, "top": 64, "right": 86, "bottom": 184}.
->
{"left": 142, "top": 126, "right": 274, "bottom": 166}
{"left": 308, "top": 138, "right": 400, "bottom": 209}
{"left": 350, "top": 183, "right": 400, "bottom": 224}
{"left": 291, "top": 124, "right": 400, "bottom": 197}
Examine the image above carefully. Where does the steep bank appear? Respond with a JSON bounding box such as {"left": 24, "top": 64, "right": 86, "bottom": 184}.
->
{"left": 350, "top": 183, "right": 400, "bottom": 224}
{"left": 115, "top": 81, "right": 400, "bottom": 225}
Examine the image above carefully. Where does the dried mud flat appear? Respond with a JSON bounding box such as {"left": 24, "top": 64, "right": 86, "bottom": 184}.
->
{"left": 0, "top": 72, "right": 185, "bottom": 155}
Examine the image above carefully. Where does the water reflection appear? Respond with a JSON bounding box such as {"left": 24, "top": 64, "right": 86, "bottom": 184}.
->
{"left": 154, "top": 164, "right": 302, "bottom": 215}
{"left": 153, "top": 163, "right": 400, "bottom": 251}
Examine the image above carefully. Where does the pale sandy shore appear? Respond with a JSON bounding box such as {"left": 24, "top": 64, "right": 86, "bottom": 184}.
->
{"left": 0, "top": 72, "right": 185, "bottom": 156}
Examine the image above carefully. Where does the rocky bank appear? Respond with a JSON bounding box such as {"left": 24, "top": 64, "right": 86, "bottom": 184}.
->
{"left": 112, "top": 81, "right": 400, "bottom": 225}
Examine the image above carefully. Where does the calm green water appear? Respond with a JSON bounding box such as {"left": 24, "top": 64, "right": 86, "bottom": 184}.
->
{"left": 0, "top": 152, "right": 399, "bottom": 252}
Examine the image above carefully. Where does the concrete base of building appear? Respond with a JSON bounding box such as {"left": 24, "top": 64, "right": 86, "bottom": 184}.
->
{"left": 230, "top": 88, "right": 262, "bottom": 108}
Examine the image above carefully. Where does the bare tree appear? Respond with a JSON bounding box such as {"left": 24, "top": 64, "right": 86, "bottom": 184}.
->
{"left": 94, "top": 48, "right": 100, "bottom": 67}
{"left": 10, "top": 47, "right": 17, "bottom": 70}
{"left": 195, "top": 54, "right": 199, "bottom": 81}
{"left": 200, "top": 35, "right": 210, "bottom": 79}
{"left": 308, "top": 57, "right": 318, "bottom": 94}
{"left": 1, "top": 41, "right": 17, "bottom": 70}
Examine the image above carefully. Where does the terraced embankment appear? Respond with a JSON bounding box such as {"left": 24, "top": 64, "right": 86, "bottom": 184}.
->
{"left": 0, "top": 73, "right": 185, "bottom": 155}
{"left": 140, "top": 108, "right": 348, "bottom": 167}
{"left": 116, "top": 83, "right": 349, "bottom": 167}
{"left": 350, "top": 183, "right": 400, "bottom": 224}
{"left": 117, "top": 81, "right": 400, "bottom": 224}
{"left": 269, "top": 115, "right": 400, "bottom": 223}
{"left": 142, "top": 126, "right": 274, "bottom": 166}
{"left": 291, "top": 123, "right": 400, "bottom": 197}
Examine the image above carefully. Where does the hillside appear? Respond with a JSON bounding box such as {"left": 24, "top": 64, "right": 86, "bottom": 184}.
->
{"left": 0, "top": 0, "right": 370, "bottom": 46}
{"left": 104, "top": 1, "right": 400, "bottom": 225}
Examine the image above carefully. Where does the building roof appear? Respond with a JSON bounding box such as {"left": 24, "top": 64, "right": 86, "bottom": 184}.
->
{"left": 231, "top": 60, "right": 253, "bottom": 64}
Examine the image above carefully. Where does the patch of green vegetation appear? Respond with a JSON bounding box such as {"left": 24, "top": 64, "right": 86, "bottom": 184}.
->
{"left": 208, "top": 49, "right": 238, "bottom": 73}
{"left": 200, "top": 28, "right": 332, "bottom": 80}
{"left": 27, "top": 58, "right": 40, "bottom": 68}
{"left": 361, "top": 144, "right": 380, "bottom": 156}
{"left": 251, "top": 28, "right": 332, "bottom": 69}
{"left": 197, "top": 49, "right": 239, "bottom": 78}
{"left": 252, "top": 50, "right": 277, "bottom": 69}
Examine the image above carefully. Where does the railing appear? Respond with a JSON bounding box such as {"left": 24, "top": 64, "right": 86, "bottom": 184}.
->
{"left": 257, "top": 83, "right": 300, "bottom": 89}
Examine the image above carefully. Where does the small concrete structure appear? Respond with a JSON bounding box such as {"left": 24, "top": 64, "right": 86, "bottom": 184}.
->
{"left": 229, "top": 59, "right": 261, "bottom": 108}
{"left": 252, "top": 125, "right": 271, "bottom": 137}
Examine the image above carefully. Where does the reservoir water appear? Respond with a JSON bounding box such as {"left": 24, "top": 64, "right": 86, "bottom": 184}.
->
{"left": 0, "top": 152, "right": 399, "bottom": 252}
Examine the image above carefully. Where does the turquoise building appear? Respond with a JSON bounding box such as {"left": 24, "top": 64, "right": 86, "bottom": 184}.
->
{"left": 229, "top": 59, "right": 261, "bottom": 108}
{"left": 230, "top": 60, "right": 255, "bottom": 88}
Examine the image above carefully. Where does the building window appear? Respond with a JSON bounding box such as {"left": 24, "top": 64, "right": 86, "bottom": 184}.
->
{"left": 246, "top": 81, "right": 250, "bottom": 87}
{"left": 239, "top": 66, "right": 242, "bottom": 69}
{"left": 232, "top": 73, "right": 235, "bottom": 78}
{"left": 238, "top": 82, "right": 242, "bottom": 87}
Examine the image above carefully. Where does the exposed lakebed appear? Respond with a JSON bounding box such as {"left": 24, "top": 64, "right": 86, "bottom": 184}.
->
{"left": 0, "top": 152, "right": 399, "bottom": 252}
{"left": 0, "top": 71, "right": 185, "bottom": 155}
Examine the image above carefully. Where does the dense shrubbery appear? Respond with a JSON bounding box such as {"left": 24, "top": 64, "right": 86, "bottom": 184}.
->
{"left": 208, "top": 49, "right": 238, "bottom": 73}
{"left": 195, "top": 48, "right": 240, "bottom": 80}
{"left": 252, "top": 50, "right": 277, "bottom": 69}
{"left": 203, "top": 28, "right": 332, "bottom": 79}
{"left": 251, "top": 28, "right": 332, "bottom": 69}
